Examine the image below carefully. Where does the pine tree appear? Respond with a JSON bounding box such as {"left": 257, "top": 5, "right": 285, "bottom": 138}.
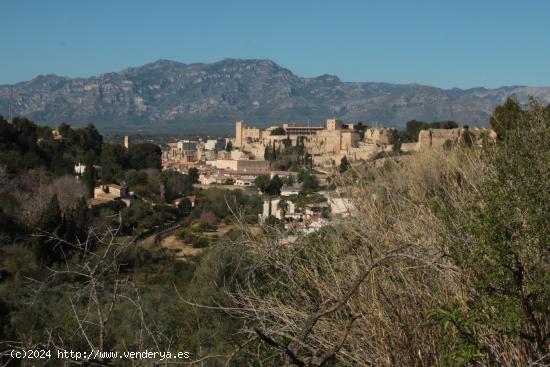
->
{"left": 339, "top": 156, "right": 350, "bottom": 173}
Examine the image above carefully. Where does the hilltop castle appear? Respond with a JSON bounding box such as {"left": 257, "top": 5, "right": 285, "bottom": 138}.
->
{"left": 231, "top": 119, "right": 396, "bottom": 165}
{"left": 231, "top": 119, "right": 497, "bottom": 165}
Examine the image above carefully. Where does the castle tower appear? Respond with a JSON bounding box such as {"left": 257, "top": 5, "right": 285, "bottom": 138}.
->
{"left": 235, "top": 120, "right": 245, "bottom": 148}
{"left": 123, "top": 135, "right": 129, "bottom": 149}
{"left": 326, "top": 119, "right": 343, "bottom": 131}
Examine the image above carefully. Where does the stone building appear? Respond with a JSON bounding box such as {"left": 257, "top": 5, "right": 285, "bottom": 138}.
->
{"left": 364, "top": 127, "right": 395, "bottom": 145}
{"left": 230, "top": 118, "right": 397, "bottom": 166}
{"left": 417, "top": 128, "right": 496, "bottom": 150}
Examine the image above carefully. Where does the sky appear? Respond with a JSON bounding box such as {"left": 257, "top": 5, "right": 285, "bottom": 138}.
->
{"left": 1, "top": 0, "right": 549, "bottom": 89}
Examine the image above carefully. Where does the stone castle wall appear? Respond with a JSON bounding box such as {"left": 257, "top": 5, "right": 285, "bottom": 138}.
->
{"left": 417, "top": 128, "right": 496, "bottom": 150}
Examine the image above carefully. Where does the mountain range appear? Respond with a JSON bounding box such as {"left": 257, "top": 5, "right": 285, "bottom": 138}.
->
{"left": 2, "top": 58, "right": 550, "bottom": 134}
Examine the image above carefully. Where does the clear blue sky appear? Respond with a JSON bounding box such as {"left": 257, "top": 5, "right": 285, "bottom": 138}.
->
{"left": 1, "top": 0, "right": 549, "bottom": 89}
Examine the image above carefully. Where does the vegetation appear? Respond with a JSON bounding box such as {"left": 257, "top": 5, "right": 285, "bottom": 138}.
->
{"left": 214, "top": 100, "right": 549, "bottom": 366}
{"left": 339, "top": 155, "right": 350, "bottom": 173}
{"left": 1, "top": 98, "right": 549, "bottom": 366}
{"left": 254, "top": 174, "right": 284, "bottom": 196}
{"left": 298, "top": 169, "right": 320, "bottom": 194}
{"left": 270, "top": 126, "right": 287, "bottom": 135}
{"left": 0, "top": 116, "right": 264, "bottom": 366}
{"left": 191, "top": 187, "right": 262, "bottom": 224}
{"left": 0, "top": 118, "right": 102, "bottom": 174}
{"left": 264, "top": 137, "right": 312, "bottom": 170}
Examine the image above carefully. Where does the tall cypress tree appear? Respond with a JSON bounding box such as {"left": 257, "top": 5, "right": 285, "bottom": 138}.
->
{"left": 82, "top": 163, "right": 95, "bottom": 197}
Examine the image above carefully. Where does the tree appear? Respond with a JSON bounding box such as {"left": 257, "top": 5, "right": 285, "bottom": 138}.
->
{"left": 82, "top": 163, "right": 95, "bottom": 197}
{"left": 127, "top": 143, "right": 162, "bottom": 170}
{"left": 177, "top": 197, "right": 193, "bottom": 215}
{"left": 34, "top": 195, "right": 64, "bottom": 266}
{"left": 79, "top": 124, "right": 103, "bottom": 160}
{"left": 285, "top": 175, "right": 295, "bottom": 186}
{"left": 301, "top": 173, "right": 319, "bottom": 194}
{"left": 100, "top": 143, "right": 127, "bottom": 181}
{"left": 399, "top": 120, "right": 459, "bottom": 143}
{"left": 339, "top": 156, "right": 350, "bottom": 173}
{"left": 188, "top": 167, "right": 199, "bottom": 184}
{"left": 254, "top": 174, "right": 271, "bottom": 194}
{"left": 270, "top": 127, "right": 286, "bottom": 136}
{"left": 390, "top": 129, "right": 402, "bottom": 152}
{"left": 38, "top": 195, "right": 62, "bottom": 233}
{"left": 445, "top": 100, "right": 550, "bottom": 364}
{"left": 278, "top": 199, "right": 289, "bottom": 218}
{"left": 267, "top": 175, "right": 283, "bottom": 196}
{"left": 264, "top": 144, "right": 272, "bottom": 160}
{"left": 304, "top": 152, "right": 313, "bottom": 168}
{"left": 490, "top": 97, "right": 524, "bottom": 140}
{"left": 225, "top": 141, "right": 233, "bottom": 152}
{"left": 462, "top": 126, "right": 474, "bottom": 146}
{"left": 282, "top": 135, "right": 292, "bottom": 148}
{"left": 161, "top": 170, "right": 194, "bottom": 202}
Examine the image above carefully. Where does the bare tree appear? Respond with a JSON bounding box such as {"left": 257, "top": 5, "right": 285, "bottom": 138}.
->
{"left": 0, "top": 219, "right": 181, "bottom": 366}
{"left": 212, "top": 149, "right": 498, "bottom": 366}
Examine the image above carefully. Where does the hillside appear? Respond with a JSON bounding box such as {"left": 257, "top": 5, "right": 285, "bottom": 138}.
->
{"left": 1, "top": 58, "right": 550, "bottom": 133}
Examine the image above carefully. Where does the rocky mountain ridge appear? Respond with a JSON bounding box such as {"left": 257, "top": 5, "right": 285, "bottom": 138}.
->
{"left": 2, "top": 58, "right": 549, "bottom": 133}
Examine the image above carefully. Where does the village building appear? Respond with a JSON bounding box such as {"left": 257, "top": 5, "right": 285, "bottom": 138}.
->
{"left": 206, "top": 159, "right": 270, "bottom": 173}
{"left": 260, "top": 198, "right": 301, "bottom": 222}
{"left": 270, "top": 170, "right": 298, "bottom": 180}
{"left": 89, "top": 183, "right": 132, "bottom": 207}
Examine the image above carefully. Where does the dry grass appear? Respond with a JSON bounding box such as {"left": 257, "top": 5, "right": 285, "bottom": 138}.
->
{"left": 224, "top": 148, "right": 498, "bottom": 366}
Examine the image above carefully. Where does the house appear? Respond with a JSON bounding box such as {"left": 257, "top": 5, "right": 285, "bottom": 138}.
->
{"left": 199, "top": 174, "right": 232, "bottom": 185}
{"left": 281, "top": 188, "right": 300, "bottom": 197}
{"left": 327, "top": 197, "right": 353, "bottom": 217}
{"left": 90, "top": 184, "right": 131, "bottom": 207}
{"left": 207, "top": 159, "right": 270, "bottom": 173}
{"left": 173, "top": 195, "right": 196, "bottom": 208}
{"left": 304, "top": 202, "right": 330, "bottom": 221}
{"left": 303, "top": 218, "right": 330, "bottom": 234}
{"left": 94, "top": 184, "right": 128, "bottom": 200}
{"left": 74, "top": 163, "right": 103, "bottom": 179}
{"left": 235, "top": 179, "right": 254, "bottom": 187}
{"left": 260, "top": 198, "right": 301, "bottom": 222}
{"left": 270, "top": 171, "right": 298, "bottom": 181}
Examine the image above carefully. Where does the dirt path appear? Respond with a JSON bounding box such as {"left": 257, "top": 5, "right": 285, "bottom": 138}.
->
{"left": 161, "top": 235, "right": 203, "bottom": 260}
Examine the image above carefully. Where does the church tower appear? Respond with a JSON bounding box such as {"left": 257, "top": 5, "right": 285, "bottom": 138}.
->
{"left": 235, "top": 120, "right": 245, "bottom": 148}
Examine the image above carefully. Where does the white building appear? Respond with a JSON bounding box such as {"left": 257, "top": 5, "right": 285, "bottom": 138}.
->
{"left": 280, "top": 188, "right": 300, "bottom": 196}
{"left": 327, "top": 197, "right": 354, "bottom": 217}
{"left": 204, "top": 139, "right": 224, "bottom": 151}
{"left": 207, "top": 159, "right": 270, "bottom": 173}
{"left": 235, "top": 179, "right": 254, "bottom": 187}
{"left": 261, "top": 198, "right": 300, "bottom": 221}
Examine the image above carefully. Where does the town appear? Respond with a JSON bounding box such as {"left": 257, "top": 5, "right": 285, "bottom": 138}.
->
{"left": 153, "top": 118, "right": 495, "bottom": 233}
{"left": 1, "top": 98, "right": 546, "bottom": 367}
{"left": 2, "top": 0, "right": 549, "bottom": 364}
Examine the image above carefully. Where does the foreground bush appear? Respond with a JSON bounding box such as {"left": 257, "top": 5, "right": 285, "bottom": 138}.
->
{"left": 220, "top": 100, "right": 549, "bottom": 366}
